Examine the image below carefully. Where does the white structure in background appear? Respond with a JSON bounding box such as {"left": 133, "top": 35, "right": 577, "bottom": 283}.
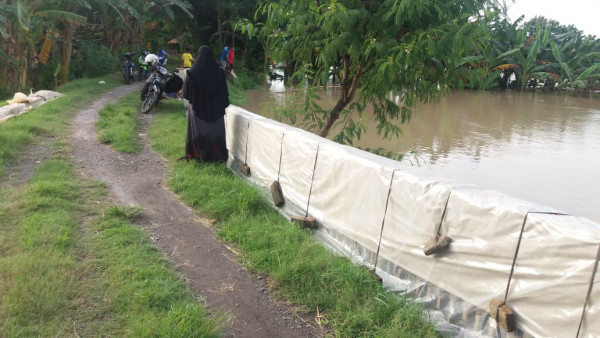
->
{"left": 225, "top": 105, "right": 600, "bottom": 337}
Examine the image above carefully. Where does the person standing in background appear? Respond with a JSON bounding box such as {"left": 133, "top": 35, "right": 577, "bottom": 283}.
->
{"left": 219, "top": 46, "right": 228, "bottom": 69}
{"left": 227, "top": 47, "right": 235, "bottom": 69}
{"left": 181, "top": 47, "right": 194, "bottom": 68}
{"left": 180, "top": 45, "right": 230, "bottom": 162}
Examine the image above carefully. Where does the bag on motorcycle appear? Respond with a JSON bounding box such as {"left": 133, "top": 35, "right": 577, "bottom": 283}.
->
{"left": 164, "top": 74, "right": 183, "bottom": 94}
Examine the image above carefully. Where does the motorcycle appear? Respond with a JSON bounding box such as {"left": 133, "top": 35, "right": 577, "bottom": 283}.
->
{"left": 136, "top": 50, "right": 151, "bottom": 81}
{"left": 121, "top": 52, "right": 136, "bottom": 84}
{"left": 157, "top": 49, "right": 168, "bottom": 67}
{"left": 140, "top": 63, "right": 183, "bottom": 114}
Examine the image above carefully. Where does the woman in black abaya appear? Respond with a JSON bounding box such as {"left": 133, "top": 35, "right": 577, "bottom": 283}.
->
{"left": 181, "top": 45, "right": 229, "bottom": 162}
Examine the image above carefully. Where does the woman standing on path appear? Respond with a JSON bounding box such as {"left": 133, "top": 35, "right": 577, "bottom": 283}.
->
{"left": 181, "top": 45, "right": 229, "bottom": 162}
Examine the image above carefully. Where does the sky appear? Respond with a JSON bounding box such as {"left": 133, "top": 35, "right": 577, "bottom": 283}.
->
{"left": 507, "top": 0, "right": 600, "bottom": 38}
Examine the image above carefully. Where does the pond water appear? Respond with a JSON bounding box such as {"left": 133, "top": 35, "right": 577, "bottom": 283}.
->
{"left": 242, "top": 80, "right": 600, "bottom": 223}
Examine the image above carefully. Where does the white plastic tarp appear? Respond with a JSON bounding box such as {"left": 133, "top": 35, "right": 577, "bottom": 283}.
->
{"left": 425, "top": 188, "right": 556, "bottom": 309}
{"left": 224, "top": 105, "right": 600, "bottom": 337}
{"left": 245, "top": 118, "right": 289, "bottom": 186}
{"left": 508, "top": 213, "right": 600, "bottom": 338}
{"left": 277, "top": 128, "right": 335, "bottom": 216}
{"left": 225, "top": 106, "right": 265, "bottom": 163}
{"left": 308, "top": 143, "right": 405, "bottom": 257}
{"left": 376, "top": 172, "right": 458, "bottom": 291}
{"left": 582, "top": 271, "right": 600, "bottom": 338}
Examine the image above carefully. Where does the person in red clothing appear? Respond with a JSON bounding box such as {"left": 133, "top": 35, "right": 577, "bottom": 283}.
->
{"left": 227, "top": 47, "right": 234, "bottom": 69}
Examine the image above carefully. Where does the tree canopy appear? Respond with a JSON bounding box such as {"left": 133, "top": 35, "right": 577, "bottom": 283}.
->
{"left": 242, "top": 0, "right": 503, "bottom": 141}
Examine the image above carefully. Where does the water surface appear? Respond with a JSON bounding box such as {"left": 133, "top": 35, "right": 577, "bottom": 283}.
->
{"left": 243, "top": 83, "right": 600, "bottom": 223}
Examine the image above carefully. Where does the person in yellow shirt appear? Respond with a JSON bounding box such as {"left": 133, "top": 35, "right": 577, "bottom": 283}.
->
{"left": 181, "top": 47, "right": 194, "bottom": 68}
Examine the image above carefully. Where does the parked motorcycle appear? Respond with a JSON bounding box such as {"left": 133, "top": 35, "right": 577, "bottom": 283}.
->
{"left": 136, "top": 50, "right": 151, "bottom": 81}
{"left": 157, "top": 49, "right": 168, "bottom": 67}
{"left": 121, "top": 52, "right": 136, "bottom": 84}
{"left": 140, "top": 54, "right": 183, "bottom": 114}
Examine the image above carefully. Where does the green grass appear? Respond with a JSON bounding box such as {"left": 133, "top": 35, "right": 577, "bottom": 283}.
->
{"left": 144, "top": 79, "right": 439, "bottom": 337}
{"left": 0, "top": 156, "right": 223, "bottom": 337}
{"left": 82, "top": 68, "right": 438, "bottom": 336}
{"left": 0, "top": 75, "right": 122, "bottom": 178}
{"left": 0, "top": 75, "right": 224, "bottom": 336}
{"left": 97, "top": 91, "right": 143, "bottom": 153}
{"left": 0, "top": 100, "right": 6, "bottom": 108}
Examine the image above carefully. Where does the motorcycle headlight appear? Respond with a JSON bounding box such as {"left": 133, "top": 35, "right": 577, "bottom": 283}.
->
{"left": 158, "top": 67, "right": 168, "bottom": 76}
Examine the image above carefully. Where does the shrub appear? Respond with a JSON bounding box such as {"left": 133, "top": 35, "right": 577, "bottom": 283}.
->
{"left": 70, "top": 40, "right": 119, "bottom": 79}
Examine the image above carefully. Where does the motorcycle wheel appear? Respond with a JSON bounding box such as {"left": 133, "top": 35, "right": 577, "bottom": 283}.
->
{"left": 141, "top": 88, "right": 159, "bottom": 114}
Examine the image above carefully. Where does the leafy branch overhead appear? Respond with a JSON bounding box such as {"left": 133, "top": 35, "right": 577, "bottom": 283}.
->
{"left": 246, "top": 0, "right": 498, "bottom": 140}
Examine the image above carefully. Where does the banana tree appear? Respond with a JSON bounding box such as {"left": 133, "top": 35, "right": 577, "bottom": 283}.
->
{"left": 508, "top": 24, "right": 552, "bottom": 90}
{"left": 550, "top": 40, "right": 600, "bottom": 90}
{"left": 6, "top": 0, "right": 88, "bottom": 87}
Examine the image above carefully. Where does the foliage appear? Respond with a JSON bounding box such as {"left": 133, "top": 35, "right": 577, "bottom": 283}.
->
{"left": 70, "top": 40, "right": 119, "bottom": 79}
{"left": 242, "top": 0, "right": 501, "bottom": 143}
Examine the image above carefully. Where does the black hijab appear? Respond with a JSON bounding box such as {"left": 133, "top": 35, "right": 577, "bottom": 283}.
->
{"left": 183, "top": 45, "right": 229, "bottom": 122}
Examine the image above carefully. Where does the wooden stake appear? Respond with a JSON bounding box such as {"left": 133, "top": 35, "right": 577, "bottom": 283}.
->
{"left": 241, "top": 163, "right": 251, "bottom": 176}
{"left": 270, "top": 181, "right": 285, "bottom": 207}
{"left": 423, "top": 234, "right": 452, "bottom": 256}
{"left": 489, "top": 298, "right": 515, "bottom": 332}
{"left": 291, "top": 216, "right": 317, "bottom": 229}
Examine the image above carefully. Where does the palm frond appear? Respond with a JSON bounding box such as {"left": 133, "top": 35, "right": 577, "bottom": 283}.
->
{"left": 37, "top": 10, "right": 87, "bottom": 25}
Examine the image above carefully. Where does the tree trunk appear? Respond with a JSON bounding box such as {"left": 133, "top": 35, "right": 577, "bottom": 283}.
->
{"left": 217, "top": 7, "right": 223, "bottom": 47}
{"left": 231, "top": 16, "right": 235, "bottom": 48}
{"left": 59, "top": 22, "right": 75, "bottom": 85}
{"left": 242, "top": 37, "right": 248, "bottom": 68}
{"left": 0, "top": 60, "right": 7, "bottom": 92}
{"left": 4, "top": 12, "right": 16, "bottom": 91}
{"left": 18, "top": 44, "right": 28, "bottom": 90}
{"left": 320, "top": 97, "right": 349, "bottom": 137}
{"left": 319, "top": 61, "right": 362, "bottom": 138}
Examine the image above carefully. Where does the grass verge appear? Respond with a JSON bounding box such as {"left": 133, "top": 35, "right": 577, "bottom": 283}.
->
{"left": 92, "top": 68, "right": 438, "bottom": 336}
{"left": 0, "top": 155, "right": 223, "bottom": 336}
{"left": 96, "top": 91, "right": 143, "bottom": 153}
{"left": 142, "top": 78, "right": 438, "bottom": 336}
{"left": 0, "top": 76, "right": 224, "bottom": 336}
{"left": 0, "top": 75, "right": 121, "bottom": 177}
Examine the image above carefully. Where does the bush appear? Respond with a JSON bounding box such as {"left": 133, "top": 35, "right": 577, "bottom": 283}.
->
{"left": 36, "top": 60, "right": 61, "bottom": 90}
{"left": 70, "top": 40, "right": 119, "bottom": 79}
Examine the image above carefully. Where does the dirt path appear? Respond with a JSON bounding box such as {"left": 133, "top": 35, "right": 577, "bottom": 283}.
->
{"left": 69, "top": 85, "right": 319, "bottom": 337}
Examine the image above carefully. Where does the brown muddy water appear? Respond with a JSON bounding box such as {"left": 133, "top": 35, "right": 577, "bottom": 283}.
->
{"left": 242, "top": 80, "right": 600, "bottom": 223}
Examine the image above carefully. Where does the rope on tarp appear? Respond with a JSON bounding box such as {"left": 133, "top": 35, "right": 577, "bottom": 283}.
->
{"left": 374, "top": 170, "right": 400, "bottom": 270}
{"left": 503, "top": 211, "right": 568, "bottom": 304}
{"left": 276, "top": 133, "right": 285, "bottom": 182}
{"left": 243, "top": 121, "right": 250, "bottom": 164}
{"left": 305, "top": 144, "right": 320, "bottom": 217}
{"left": 576, "top": 242, "right": 600, "bottom": 337}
